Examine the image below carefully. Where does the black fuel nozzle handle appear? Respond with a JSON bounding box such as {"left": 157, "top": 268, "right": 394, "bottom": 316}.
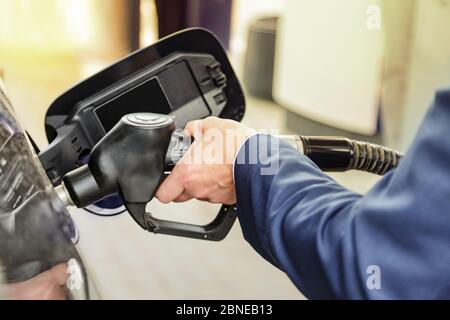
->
{"left": 61, "top": 113, "right": 236, "bottom": 241}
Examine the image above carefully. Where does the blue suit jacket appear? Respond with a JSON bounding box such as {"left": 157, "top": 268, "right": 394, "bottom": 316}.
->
{"left": 234, "top": 89, "right": 450, "bottom": 299}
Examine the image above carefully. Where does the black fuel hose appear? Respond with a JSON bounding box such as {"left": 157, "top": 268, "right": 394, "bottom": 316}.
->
{"left": 294, "top": 136, "right": 403, "bottom": 175}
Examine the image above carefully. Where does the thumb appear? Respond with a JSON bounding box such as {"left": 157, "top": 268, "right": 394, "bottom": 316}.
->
{"left": 184, "top": 119, "right": 203, "bottom": 139}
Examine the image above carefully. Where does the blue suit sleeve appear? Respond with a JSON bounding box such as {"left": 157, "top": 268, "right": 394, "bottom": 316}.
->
{"left": 234, "top": 89, "right": 450, "bottom": 299}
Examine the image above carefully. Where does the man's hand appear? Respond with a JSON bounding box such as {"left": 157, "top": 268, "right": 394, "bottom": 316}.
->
{"left": 7, "top": 263, "right": 68, "bottom": 300}
{"left": 156, "top": 117, "right": 255, "bottom": 204}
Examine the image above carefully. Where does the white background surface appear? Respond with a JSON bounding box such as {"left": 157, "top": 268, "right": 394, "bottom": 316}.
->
{"left": 274, "top": 0, "right": 384, "bottom": 135}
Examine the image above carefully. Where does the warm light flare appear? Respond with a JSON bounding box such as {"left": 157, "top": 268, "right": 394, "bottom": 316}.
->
{"left": 0, "top": 0, "right": 94, "bottom": 51}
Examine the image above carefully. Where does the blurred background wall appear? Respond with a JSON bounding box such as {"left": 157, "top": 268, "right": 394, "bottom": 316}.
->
{"left": 0, "top": 0, "right": 449, "bottom": 299}
{"left": 381, "top": 0, "right": 450, "bottom": 149}
{"left": 395, "top": 0, "right": 450, "bottom": 148}
{"left": 0, "top": 0, "right": 142, "bottom": 148}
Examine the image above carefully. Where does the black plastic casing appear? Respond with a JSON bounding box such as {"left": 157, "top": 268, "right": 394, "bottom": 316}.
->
{"left": 300, "top": 136, "right": 353, "bottom": 171}
{"left": 40, "top": 28, "right": 245, "bottom": 184}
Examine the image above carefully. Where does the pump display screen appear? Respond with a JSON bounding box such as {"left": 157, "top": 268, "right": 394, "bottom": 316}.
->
{"left": 94, "top": 78, "right": 172, "bottom": 132}
{"left": 94, "top": 61, "right": 211, "bottom": 132}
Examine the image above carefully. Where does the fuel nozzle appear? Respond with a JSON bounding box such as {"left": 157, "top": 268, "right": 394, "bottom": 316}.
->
{"left": 57, "top": 113, "right": 237, "bottom": 241}
{"left": 58, "top": 113, "right": 175, "bottom": 225}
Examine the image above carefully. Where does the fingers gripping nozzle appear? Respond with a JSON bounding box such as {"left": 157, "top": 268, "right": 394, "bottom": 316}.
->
{"left": 59, "top": 113, "right": 237, "bottom": 241}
